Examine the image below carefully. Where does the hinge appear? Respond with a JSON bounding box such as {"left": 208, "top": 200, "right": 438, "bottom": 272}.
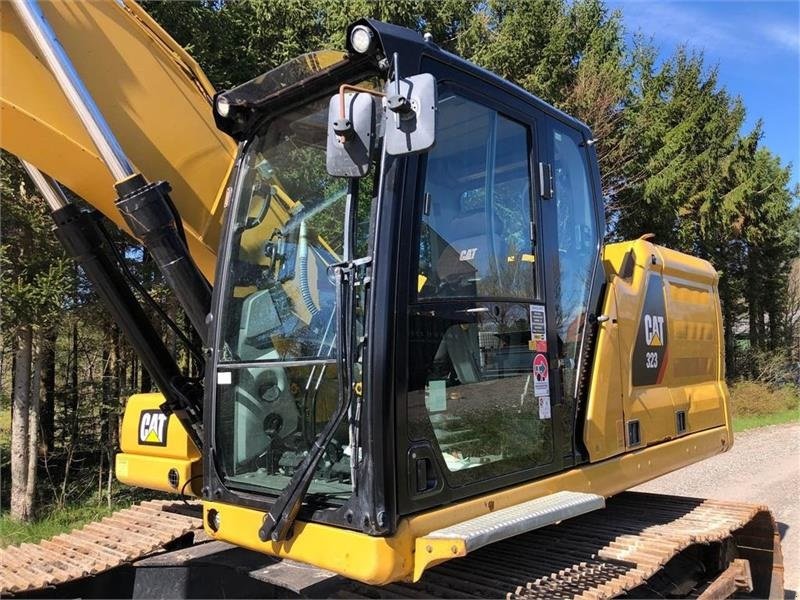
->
{"left": 538, "top": 162, "right": 553, "bottom": 199}
{"left": 530, "top": 221, "right": 537, "bottom": 244}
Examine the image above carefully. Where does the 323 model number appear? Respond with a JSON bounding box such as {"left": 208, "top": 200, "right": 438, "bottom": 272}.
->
{"left": 645, "top": 351, "right": 659, "bottom": 369}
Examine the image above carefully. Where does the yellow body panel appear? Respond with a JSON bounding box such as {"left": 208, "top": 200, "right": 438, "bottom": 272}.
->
{"left": 0, "top": 0, "right": 236, "bottom": 281}
{"left": 205, "top": 425, "right": 731, "bottom": 584}
{"left": 582, "top": 278, "right": 626, "bottom": 460}
{"left": 116, "top": 394, "right": 201, "bottom": 496}
{"left": 585, "top": 240, "right": 732, "bottom": 460}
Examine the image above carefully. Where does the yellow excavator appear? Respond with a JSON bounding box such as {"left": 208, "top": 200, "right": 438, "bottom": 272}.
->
{"left": 0, "top": 1, "right": 783, "bottom": 598}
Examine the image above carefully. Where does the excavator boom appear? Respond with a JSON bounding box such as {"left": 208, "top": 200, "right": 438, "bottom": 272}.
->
{"left": 0, "top": 0, "right": 234, "bottom": 281}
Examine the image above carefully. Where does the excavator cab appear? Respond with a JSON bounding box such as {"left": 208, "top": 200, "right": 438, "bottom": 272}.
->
{"left": 203, "top": 19, "right": 607, "bottom": 574}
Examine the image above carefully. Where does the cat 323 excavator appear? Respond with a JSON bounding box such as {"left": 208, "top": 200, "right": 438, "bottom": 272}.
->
{"left": 0, "top": 1, "right": 784, "bottom": 597}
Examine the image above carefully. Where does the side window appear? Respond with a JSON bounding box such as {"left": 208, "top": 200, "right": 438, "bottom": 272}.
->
{"left": 408, "top": 90, "right": 553, "bottom": 485}
{"left": 416, "top": 92, "right": 536, "bottom": 300}
{"left": 552, "top": 126, "right": 599, "bottom": 405}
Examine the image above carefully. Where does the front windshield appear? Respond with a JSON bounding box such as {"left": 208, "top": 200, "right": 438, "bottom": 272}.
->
{"left": 214, "top": 83, "right": 378, "bottom": 500}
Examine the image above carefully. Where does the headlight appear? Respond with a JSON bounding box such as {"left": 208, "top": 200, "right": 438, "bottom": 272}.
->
{"left": 216, "top": 95, "right": 231, "bottom": 118}
{"left": 350, "top": 25, "right": 374, "bottom": 54}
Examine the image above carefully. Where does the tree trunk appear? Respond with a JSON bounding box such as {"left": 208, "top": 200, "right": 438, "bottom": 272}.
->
{"left": 69, "top": 321, "right": 79, "bottom": 447}
{"left": 40, "top": 328, "right": 57, "bottom": 455}
{"left": 140, "top": 360, "right": 152, "bottom": 393}
{"left": 111, "top": 326, "right": 121, "bottom": 450}
{"left": 101, "top": 342, "right": 111, "bottom": 446}
{"left": 26, "top": 329, "right": 44, "bottom": 518}
{"left": 130, "top": 352, "right": 138, "bottom": 390}
{"left": 11, "top": 325, "right": 33, "bottom": 521}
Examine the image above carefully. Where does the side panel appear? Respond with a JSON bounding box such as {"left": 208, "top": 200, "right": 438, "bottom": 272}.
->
{"left": 116, "top": 393, "right": 202, "bottom": 496}
{"left": 595, "top": 239, "right": 731, "bottom": 455}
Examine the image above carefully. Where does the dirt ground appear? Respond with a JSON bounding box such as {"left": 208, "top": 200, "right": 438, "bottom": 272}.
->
{"left": 634, "top": 422, "right": 800, "bottom": 598}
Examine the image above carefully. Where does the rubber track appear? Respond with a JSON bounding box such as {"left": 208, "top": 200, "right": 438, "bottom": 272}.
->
{"left": 339, "top": 492, "right": 778, "bottom": 599}
{"left": 0, "top": 500, "right": 202, "bottom": 595}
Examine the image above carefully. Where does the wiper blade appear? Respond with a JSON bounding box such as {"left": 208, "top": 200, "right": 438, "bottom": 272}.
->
{"left": 258, "top": 259, "right": 359, "bottom": 542}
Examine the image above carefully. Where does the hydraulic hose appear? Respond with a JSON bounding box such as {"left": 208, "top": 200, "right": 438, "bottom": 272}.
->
{"left": 297, "top": 220, "right": 319, "bottom": 317}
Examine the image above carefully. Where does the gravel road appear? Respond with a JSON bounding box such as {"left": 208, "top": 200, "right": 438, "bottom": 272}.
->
{"left": 634, "top": 422, "right": 800, "bottom": 596}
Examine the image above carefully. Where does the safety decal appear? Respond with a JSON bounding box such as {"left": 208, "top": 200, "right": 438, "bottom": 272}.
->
{"left": 533, "top": 353, "right": 550, "bottom": 396}
{"left": 632, "top": 273, "right": 669, "bottom": 387}
{"left": 138, "top": 409, "right": 168, "bottom": 446}
{"left": 529, "top": 304, "right": 547, "bottom": 342}
{"left": 538, "top": 396, "right": 551, "bottom": 420}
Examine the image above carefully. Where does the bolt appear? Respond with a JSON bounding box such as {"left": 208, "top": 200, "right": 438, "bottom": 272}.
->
{"left": 426, "top": 545, "right": 432, "bottom": 553}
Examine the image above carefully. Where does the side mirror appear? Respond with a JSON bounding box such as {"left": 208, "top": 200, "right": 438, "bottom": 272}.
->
{"left": 384, "top": 73, "right": 437, "bottom": 156}
{"left": 326, "top": 91, "right": 378, "bottom": 177}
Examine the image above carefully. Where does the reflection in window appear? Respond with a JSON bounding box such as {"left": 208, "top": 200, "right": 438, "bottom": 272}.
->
{"left": 409, "top": 92, "right": 549, "bottom": 483}
{"left": 553, "top": 127, "right": 599, "bottom": 409}
{"left": 416, "top": 92, "right": 535, "bottom": 301}
{"left": 408, "top": 303, "right": 553, "bottom": 480}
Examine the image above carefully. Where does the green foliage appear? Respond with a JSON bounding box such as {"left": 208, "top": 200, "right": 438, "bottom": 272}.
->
{"left": 729, "top": 380, "right": 800, "bottom": 432}
{"left": 0, "top": 152, "right": 74, "bottom": 331}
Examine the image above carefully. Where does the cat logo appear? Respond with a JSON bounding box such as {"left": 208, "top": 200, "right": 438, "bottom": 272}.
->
{"left": 459, "top": 248, "right": 477, "bottom": 261}
{"left": 138, "top": 410, "right": 168, "bottom": 446}
{"left": 644, "top": 314, "right": 665, "bottom": 347}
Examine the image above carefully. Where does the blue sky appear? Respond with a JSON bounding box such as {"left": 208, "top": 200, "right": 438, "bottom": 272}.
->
{"left": 606, "top": 0, "right": 800, "bottom": 191}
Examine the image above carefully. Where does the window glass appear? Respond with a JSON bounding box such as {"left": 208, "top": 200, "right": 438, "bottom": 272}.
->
{"left": 416, "top": 92, "right": 535, "bottom": 301}
{"left": 408, "top": 91, "right": 552, "bottom": 484}
{"left": 213, "top": 80, "right": 379, "bottom": 502}
{"left": 553, "top": 127, "right": 599, "bottom": 406}
{"left": 407, "top": 303, "right": 553, "bottom": 480}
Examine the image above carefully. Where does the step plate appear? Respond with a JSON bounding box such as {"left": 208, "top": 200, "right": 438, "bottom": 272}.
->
{"left": 424, "top": 490, "right": 605, "bottom": 553}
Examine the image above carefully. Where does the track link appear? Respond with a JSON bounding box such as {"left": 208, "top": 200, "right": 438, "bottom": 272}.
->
{"left": 0, "top": 500, "right": 202, "bottom": 595}
{"left": 0, "top": 493, "right": 781, "bottom": 599}
{"left": 340, "top": 492, "right": 781, "bottom": 599}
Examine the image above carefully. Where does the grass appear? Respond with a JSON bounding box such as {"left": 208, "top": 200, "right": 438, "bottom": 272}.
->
{"left": 732, "top": 408, "right": 800, "bottom": 432}
{"left": 729, "top": 380, "right": 800, "bottom": 432}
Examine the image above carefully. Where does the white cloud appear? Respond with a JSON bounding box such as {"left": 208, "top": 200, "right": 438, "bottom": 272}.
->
{"left": 763, "top": 23, "right": 800, "bottom": 53}
{"left": 612, "top": 1, "right": 798, "bottom": 61}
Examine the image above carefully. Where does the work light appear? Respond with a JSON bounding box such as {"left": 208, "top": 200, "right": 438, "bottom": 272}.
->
{"left": 216, "top": 95, "right": 231, "bottom": 118}
{"left": 350, "top": 25, "right": 374, "bottom": 54}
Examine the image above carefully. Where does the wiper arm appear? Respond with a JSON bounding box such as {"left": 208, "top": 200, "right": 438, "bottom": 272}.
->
{"left": 258, "top": 258, "right": 365, "bottom": 542}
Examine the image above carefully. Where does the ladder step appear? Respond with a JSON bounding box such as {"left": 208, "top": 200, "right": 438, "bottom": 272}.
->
{"left": 423, "top": 491, "right": 605, "bottom": 553}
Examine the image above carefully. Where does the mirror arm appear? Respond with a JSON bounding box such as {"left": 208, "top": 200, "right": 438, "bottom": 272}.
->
{"left": 335, "top": 84, "right": 385, "bottom": 144}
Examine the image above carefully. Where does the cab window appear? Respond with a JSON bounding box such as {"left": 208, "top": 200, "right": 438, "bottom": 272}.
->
{"left": 416, "top": 92, "right": 536, "bottom": 301}
{"left": 407, "top": 89, "right": 552, "bottom": 485}
{"left": 552, "top": 126, "right": 600, "bottom": 406}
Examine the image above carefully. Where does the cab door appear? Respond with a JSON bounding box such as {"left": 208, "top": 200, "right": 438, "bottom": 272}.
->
{"left": 395, "top": 60, "right": 569, "bottom": 514}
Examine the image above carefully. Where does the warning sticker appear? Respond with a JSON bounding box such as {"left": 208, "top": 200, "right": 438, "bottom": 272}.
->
{"left": 533, "top": 353, "right": 549, "bottom": 396}
{"left": 529, "top": 304, "right": 547, "bottom": 342}
{"left": 538, "top": 396, "right": 551, "bottom": 420}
